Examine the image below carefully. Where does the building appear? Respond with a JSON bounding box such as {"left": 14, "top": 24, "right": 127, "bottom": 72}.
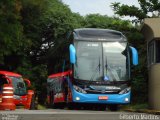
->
{"left": 141, "top": 18, "right": 160, "bottom": 110}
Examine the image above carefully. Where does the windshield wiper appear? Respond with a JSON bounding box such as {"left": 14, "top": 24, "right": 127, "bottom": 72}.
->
{"left": 90, "top": 57, "right": 101, "bottom": 81}
{"left": 105, "top": 62, "right": 120, "bottom": 82}
{"left": 104, "top": 58, "right": 109, "bottom": 81}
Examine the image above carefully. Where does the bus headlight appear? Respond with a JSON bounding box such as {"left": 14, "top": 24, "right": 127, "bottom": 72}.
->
{"left": 75, "top": 97, "right": 80, "bottom": 101}
{"left": 73, "top": 85, "right": 87, "bottom": 94}
{"left": 119, "top": 87, "right": 131, "bottom": 94}
{"left": 125, "top": 98, "right": 129, "bottom": 102}
{"left": 13, "top": 95, "right": 21, "bottom": 99}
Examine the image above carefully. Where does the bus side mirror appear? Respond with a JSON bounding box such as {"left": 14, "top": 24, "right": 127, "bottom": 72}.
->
{"left": 69, "top": 44, "right": 76, "bottom": 64}
{"left": 130, "top": 46, "right": 138, "bottom": 65}
{"left": 24, "top": 79, "right": 31, "bottom": 87}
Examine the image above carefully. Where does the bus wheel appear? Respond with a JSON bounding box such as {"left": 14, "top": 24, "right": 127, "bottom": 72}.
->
{"left": 52, "top": 102, "right": 58, "bottom": 109}
{"left": 99, "top": 105, "right": 106, "bottom": 111}
{"left": 108, "top": 105, "right": 118, "bottom": 111}
{"left": 55, "top": 103, "right": 65, "bottom": 109}
{"left": 68, "top": 103, "right": 80, "bottom": 110}
{"left": 68, "top": 103, "right": 74, "bottom": 110}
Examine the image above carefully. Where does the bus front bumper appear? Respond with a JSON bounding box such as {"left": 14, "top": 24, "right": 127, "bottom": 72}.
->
{"left": 72, "top": 90, "right": 131, "bottom": 104}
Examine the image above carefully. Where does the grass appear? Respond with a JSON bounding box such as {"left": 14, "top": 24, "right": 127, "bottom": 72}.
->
{"left": 123, "top": 103, "right": 148, "bottom": 110}
{"left": 120, "top": 103, "right": 149, "bottom": 112}
{"left": 121, "top": 103, "right": 160, "bottom": 115}
{"left": 37, "top": 104, "right": 47, "bottom": 110}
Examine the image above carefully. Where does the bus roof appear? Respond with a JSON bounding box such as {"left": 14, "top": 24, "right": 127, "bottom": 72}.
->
{"left": 48, "top": 70, "right": 72, "bottom": 79}
{"left": 0, "top": 71, "right": 22, "bottom": 77}
{"left": 73, "top": 28, "right": 126, "bottom": 41}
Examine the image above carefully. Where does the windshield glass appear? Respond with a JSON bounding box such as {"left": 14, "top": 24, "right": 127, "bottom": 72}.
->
{"left": 74, "top": 41, "right": 103, "bottom": 80}
{"left": 103, "top": 42, "right": 128, "bottom": 81}
{"left": 47, "top": 77, "right": 63, "bottom": 94}
{"left": 74, "top": 41, "right": 129, "bottom": 81}
{"left": 8, "top": 76, "right": 27, "bottom": 96}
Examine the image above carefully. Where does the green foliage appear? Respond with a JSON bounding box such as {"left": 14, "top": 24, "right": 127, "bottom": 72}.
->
{"left": 0, "top": 0, "right": 24, "bottom": 63}
{"left": 111, "top": 3, "right": 146, "bottom": 20}
{"left": 84, "top": 14, "right": 132, "bottom": 31}
{"left": 122, "top": 103, "right": 148, "bottom": 110}
{"left": 127, "top": 29, "right": 148, "bottom": 104}
{"left": 111, "top": 0, "right": 160, "bottom": 22}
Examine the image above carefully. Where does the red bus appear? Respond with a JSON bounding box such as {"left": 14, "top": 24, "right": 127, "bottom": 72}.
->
{"left": 0, "top": 71, "right": 35, "bottom": 109}
{"left": 47, "top": 70, "right": 72, "bottom": 108}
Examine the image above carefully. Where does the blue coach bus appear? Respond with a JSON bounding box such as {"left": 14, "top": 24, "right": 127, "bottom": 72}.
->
{"left": 47, "top": 28, "right": 138, "bottom": 111}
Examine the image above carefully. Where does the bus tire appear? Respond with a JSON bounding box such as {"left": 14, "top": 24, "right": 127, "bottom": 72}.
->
{"left": 99, "top": 105, "right": 106, "bottom": 111}
{"left": 52, "top": 102, "right": 63, "bottom": 109}
{"left": 109, "top": 105, "right": 118, "bottom": 111}
{"left": 68, "top": 103, "right": 75, "bottom": 110}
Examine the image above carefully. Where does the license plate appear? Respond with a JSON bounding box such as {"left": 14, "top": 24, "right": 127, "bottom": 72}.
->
{"left": 98, "top": 96, "right": 108, "bottom": 100}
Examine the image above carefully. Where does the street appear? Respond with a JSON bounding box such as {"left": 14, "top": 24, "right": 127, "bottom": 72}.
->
{"left": 0, "top": 109, "right": 160, "bottom": 120}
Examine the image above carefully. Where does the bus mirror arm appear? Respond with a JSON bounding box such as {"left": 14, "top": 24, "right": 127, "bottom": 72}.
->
{"left": 2, "top": 76, "right": 12, "bottom": 84}
{"left": 129, "top": 46, "right": 138, "bottom": 65}
{"left": 24, "top": 78, "right": 31, "bottom": 87}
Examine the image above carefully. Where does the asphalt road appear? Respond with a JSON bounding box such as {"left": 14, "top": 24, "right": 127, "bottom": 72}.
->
{"left": 0, "top": 109, "right": 160, "bottom": 120}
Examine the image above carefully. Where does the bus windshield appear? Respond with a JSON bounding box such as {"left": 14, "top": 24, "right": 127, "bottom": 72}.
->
{"left": 74, "top": 41, "right": 129, "bottom": 81}
{"left": 74, "top": 41, "right": 103, "bottom": 81}
{"left": 8, "top": 76, "right": 27, "bottom": 96}
{"left": 103, "top": 42, "right": 128, "bottom": 81}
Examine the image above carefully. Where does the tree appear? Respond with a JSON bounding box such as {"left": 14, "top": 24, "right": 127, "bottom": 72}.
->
{"left": 41, "top": 1, "right": 84, "bottom": 74}
{"left": 0, "top": 0, "right": 25, "bottom": 66}
{"left": 84, "top": 14, "right": 132, "bottom": 32}
{"left": 111, "top": 0, "right": 149, "bottom": 103}
{"left": 111, "top": 0, "right": 160, "bottom": 22}
{"left": 19, "top": 0, "right": 85, "bottom": 104}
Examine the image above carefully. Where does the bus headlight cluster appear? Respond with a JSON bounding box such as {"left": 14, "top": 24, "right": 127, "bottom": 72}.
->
{"left": 13, "top": 95, "right": 21, "bottom": 99}
{"left": 119, "top": 87, "right": 131, "bottom": 94}
{"left": 73, "top": 85, "right": 87, "bottom": 94}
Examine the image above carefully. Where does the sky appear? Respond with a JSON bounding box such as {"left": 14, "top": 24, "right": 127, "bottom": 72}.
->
{"left": 62, "top": 0, "right": 140, "bottom": 20}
